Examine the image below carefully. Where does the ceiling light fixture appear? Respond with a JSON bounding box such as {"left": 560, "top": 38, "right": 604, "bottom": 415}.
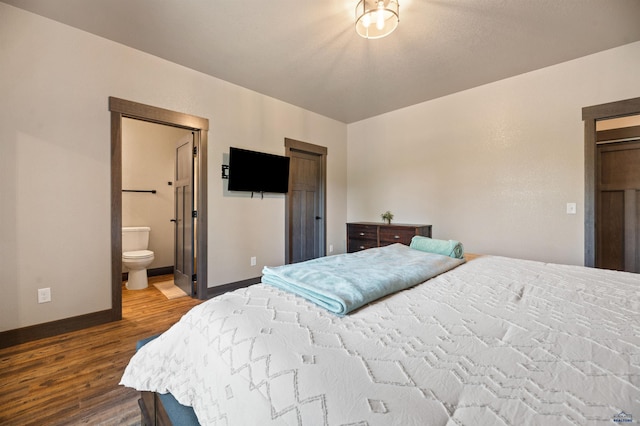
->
{"left": 355, "top": 0, "right": 399, "bottom": 39}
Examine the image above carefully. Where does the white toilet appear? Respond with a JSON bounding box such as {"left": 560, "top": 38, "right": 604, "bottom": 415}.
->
{"left": 122, "top": 226, "right": 155, "bottom": 290}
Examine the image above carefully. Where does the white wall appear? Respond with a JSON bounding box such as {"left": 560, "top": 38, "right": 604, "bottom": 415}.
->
{"left": 122, "top": 118, "right": 191, "bottom": 269}
{"left": 0, "top": 4, "right": 348, "bottom": 331}
{"left": 348, "top": 41, "right": 640, "bottom": 265}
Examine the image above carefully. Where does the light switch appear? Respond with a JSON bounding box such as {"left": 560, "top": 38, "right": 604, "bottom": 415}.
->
{"left": 566, "top": 203, "right": 577, "bottom": 215}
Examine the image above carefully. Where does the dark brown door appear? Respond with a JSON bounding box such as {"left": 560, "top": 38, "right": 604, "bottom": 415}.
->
{"left": 597, "top": 141, "right": 640, "bottom": 272}
{"left": 285, "top": 139, "right": 327, "bottom": 264}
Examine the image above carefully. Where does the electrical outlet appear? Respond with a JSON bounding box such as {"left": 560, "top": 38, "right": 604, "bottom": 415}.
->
{"left": 250, "top": 256, "right": 257, "bottom": 266}
{"left": 329, "top": 244, "right": 334, "bottom": 253}
{"left": 38, "top": 288, "right": 51, "bottom": 304}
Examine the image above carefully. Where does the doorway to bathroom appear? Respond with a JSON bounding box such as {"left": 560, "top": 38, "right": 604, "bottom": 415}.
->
{"left": 110, "top": 97, "right": 209, "bottom": 321}
{"left": 121, "top": 118, "right": 195, "bottom": 296}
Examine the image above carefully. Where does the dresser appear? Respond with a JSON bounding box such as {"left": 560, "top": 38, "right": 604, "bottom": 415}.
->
{"left": 346, "top": 222, "right": 432, "bottom": 253}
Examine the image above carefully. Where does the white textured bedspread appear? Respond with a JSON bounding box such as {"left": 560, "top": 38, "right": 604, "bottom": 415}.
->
{"left": 121, "top": 256, "right": 640, "bottom": 425}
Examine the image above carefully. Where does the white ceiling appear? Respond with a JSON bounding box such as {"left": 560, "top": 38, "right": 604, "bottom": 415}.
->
{"left": 4, "top": 0, "right": 640, "bottom": 123}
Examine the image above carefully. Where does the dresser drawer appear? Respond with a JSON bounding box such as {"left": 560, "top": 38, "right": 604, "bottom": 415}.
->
{"left": 347, "top": 224, "right": 378, "bottom": 241}
{"left": 379, "top": 227, "right": 415, "bottom": 246}
{"left": 348, "top": 239, "right": 378, "bottom": 252}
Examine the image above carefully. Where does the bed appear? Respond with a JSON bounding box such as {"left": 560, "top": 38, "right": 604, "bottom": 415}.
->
{"left": 121, "top": 243, "right": 639, "bottom": 425}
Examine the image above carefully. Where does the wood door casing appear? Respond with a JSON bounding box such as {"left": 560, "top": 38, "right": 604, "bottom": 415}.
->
{"left": 110, "top": 97, "right": 209, "bottom": 310}
{"left": 583, "top": 97, "right": 640, "bottom": 268}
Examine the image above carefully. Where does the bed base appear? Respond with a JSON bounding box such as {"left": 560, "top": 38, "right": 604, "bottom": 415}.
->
{"left": 138, "top": 390, "right": 200, "bottom": 426}
{"left": 138, "top": 391, "right": 171, "bottom": 426}
{"left": 135, "top": 336, "right": 200, "bottom": 426}
{"left": 139, "top": 391, "right": 164, "bottom": 426}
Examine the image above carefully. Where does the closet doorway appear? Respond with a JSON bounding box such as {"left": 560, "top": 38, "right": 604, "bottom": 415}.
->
{"left": 583, "top": 97, "right": 640, "bottom": 271}
{"left": 110, "top": 97, "right": 209, "bottom": 321}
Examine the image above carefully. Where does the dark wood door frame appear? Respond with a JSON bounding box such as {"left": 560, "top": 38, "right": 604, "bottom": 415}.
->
{"left": 110, "top": 97, "right": 210, "bottom": 321}
{"left": 284, "top": 138, "right": 327, "bottom": 264}
{"left": 582, "top": 96, "right": 640, "bottom": 267}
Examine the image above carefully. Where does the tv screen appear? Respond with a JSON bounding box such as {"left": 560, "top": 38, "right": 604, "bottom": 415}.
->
{"left": 228, "top": 147, "right": 290, "bottom": 193}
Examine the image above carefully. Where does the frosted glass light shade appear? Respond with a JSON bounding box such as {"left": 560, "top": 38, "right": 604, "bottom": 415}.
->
{"left": 355, "top": 0, "right": 399, "bottom": 39}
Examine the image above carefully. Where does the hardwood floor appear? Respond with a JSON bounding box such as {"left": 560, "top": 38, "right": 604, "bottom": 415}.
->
{"left": 0, "top": 276, "right": 202, "bottom": 426}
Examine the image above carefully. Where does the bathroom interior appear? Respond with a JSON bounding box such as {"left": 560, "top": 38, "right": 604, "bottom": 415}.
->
{"left": 121, "top": 117, "right": 195, "bottom": 296}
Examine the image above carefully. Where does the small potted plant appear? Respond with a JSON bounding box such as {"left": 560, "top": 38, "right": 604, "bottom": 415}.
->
{"left": 381, "top": 211, "right": 394, "bottom": 224}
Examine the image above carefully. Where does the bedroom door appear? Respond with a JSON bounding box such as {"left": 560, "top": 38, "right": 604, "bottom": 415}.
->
{"left": 597, "top": 139, "right": 640, "bottom": 272}
{"left": 174, "top": 132, "right": 195, "bottom": 295}
{"left": 285, "top": 139, "right": 327, "bottom": 264}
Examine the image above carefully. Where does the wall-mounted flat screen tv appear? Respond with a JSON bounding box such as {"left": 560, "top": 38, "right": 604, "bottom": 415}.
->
{"left": 228, "top": 147, "right": 290, "bottom": 193}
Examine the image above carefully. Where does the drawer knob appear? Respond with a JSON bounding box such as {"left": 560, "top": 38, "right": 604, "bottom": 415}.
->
{"left": 359, "top": 232, "right": 365, "bottom": 236}
{"left": 359, "top": 245, "right": 365, "bottom": 249}
{"left": 394, "top": 235, "right": 400, "bottom": 239}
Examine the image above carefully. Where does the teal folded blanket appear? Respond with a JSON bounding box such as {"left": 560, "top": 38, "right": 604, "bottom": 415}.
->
{"left": 262, "top": 243, "right": 464, "bottom": 316}
{"left": 410, "top": 236, "right": 464, "bottom": 259}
